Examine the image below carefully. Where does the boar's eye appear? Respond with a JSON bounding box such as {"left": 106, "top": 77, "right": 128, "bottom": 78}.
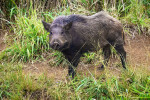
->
{"left": 61, "top": 31, "right": 64, "bottom": 34}
{"left": 50, "top": 32, "right": 53, "bottom": 35}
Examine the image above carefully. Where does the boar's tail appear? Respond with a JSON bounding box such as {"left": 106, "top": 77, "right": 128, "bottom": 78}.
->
{"left": 122, "top": 31, "right": 125, "bottom": 45}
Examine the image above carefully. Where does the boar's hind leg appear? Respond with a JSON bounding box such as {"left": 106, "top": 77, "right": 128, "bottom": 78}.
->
{"left": 115, "top": 45, "right": 126, "bottom": 69}
{"left": 101, "top": 45, "right": 111, "bottom": 69}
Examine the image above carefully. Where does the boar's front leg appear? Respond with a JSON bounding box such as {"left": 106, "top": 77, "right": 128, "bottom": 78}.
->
{"left": 65, "top": 53, "right": 81, "bottom": 78}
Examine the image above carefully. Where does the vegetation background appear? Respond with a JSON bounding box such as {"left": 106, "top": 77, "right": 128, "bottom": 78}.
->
{"left": 0, "top": 0, "right": 150, "bottom": 99}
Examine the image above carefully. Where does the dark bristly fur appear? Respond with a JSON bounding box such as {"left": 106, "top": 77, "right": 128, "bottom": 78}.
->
{"left": 42, "top": 11, "right": 126, "bottom": 78}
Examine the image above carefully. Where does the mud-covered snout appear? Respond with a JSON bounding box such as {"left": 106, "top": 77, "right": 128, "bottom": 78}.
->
{"left": 51, "top": 40, "right": 60, "bottom": 50}
{"left": 49, "top": 36, "right": 69, "bottom": 50}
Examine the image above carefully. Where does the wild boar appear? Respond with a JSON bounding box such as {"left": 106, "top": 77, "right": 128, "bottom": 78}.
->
{"left": 42, "top": 11, "right": 126, "bottom": 78}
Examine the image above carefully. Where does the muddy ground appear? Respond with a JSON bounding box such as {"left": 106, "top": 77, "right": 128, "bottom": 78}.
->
{"left": 0, "top": 30, "right": 150, "bottom": 81}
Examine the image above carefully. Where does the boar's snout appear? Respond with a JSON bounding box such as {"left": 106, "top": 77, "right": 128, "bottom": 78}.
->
{"left": 50, "top": 39, "right": 61, "bottom": 50}
{"left": 52, "top": 41, "right": 60, "bottom": 50}
{"left": 50, "top": 38, "right": 69, "bottom": 50}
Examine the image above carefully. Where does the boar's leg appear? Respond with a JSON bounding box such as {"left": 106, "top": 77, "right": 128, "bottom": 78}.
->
{"left": 101, "top": 45, "right": 111, "bottom": 69}
{"left": 115, "top": 45, "right": 126, "bottom": 69}
{"left": 65, "top": 53, "right": 81, "bottom": 78}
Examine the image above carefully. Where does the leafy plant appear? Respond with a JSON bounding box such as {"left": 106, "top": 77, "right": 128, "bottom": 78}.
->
{"left": 83, "top": 52, "right": 96, "bottom": 63}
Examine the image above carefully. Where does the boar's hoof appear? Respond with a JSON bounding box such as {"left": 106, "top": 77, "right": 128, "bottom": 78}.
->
{"left": 98, "top": 65, "right": 105, "bottom": 70}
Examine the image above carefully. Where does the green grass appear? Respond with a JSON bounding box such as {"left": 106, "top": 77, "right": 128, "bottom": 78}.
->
{"left": 0, "top": 9, "right": 50, "bottom": 62}
{"left": 0, "top": 63, "right": 53, "bottom": 99}
{"left": 121, "top": 0, "right": 150, "bottom": 34}
{"left": 0, "top": 62, "right": 149, "bottom": 99}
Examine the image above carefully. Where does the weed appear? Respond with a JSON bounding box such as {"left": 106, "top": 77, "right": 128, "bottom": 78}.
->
{"left": 83, "top": 52, "right": 96, "bottom": 64}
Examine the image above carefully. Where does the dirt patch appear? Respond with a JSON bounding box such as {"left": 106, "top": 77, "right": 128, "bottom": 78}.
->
{"left": 23, "top": 61, "right": 68, "bottom": 81}
{"left": 125, "top": 34, "right": 150, "bottom": 74}
{"left": 23, "top": 34, "right": 150, "bottom": 81}
{"left": 0, "top": 29, "right": 7, "bottom": 52}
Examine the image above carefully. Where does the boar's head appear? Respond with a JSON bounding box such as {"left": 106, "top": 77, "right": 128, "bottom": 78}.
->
{"left": 42, "top": 20, "right": 72, "bottom": 51}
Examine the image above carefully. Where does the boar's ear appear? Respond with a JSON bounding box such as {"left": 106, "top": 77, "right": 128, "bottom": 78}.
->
{"left": 42, "top": 20, "right": 51, "bottom": 32}
{"left": 64, "top": 22, "right": 72, "bottom": 30}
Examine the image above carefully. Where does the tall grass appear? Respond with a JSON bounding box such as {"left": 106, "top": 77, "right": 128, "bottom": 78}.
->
{"left": 121, "top": 0, "right": 150, "bottom": 34}
{"left": 0, "top": 9, "right": 50, "bottom": 62}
